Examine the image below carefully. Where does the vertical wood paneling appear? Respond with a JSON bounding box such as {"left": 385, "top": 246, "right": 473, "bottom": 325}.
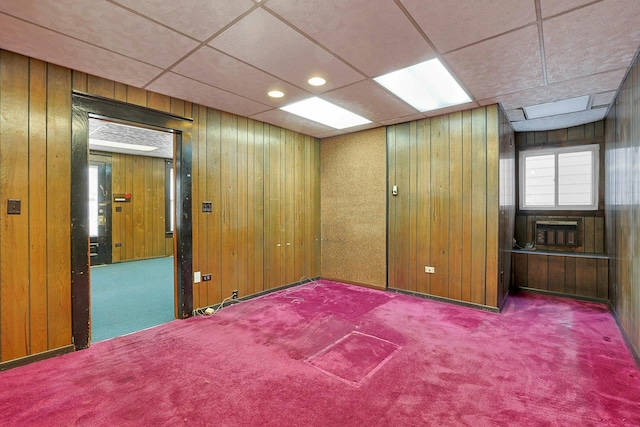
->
{"left": 565, "top": 256, "right": 576, "bottom": 295}
{"left": 513, "top": 253, "right": 528, "bottom": 287}
{"left": 528, "top": 255, "right": 548, "bottom": 290}
{"left": 387, "top": 105, "right": 511, "bottom": 308}
{"left": 394, "top": 123, "right": 411, "bottom": 290}
{"left": 45, "top": 64, "right": 72, "bottom": 349}
{"left": 485, "top": 105, "right": 500, "bottom": 305}
{"left": 221, "top": 112, "right": 238, "bottom": 299}
{"left": 470, "top": 108, "right": 488, "bottom": 305}
{"left": 548, "top": 256, "right": 565, "bottom": 293}
{"left": 237, "top": 117, "right": 249, "bottom": 298}
{"left": 107, "top": 152, "right": 169, "bottom": 261}
{"left": 0, "top": 52, "right": 30, "bottom": 361}
{"left": 461, "top": 110, "right": 473, "bottom": 302}
{"left": 206, "top": 110, "right": 222, "bottom": 302}
{"left": 0, "top": 49, "right": 323, "bottom": 364}
{"left": 515, "top": 252, "right": 606, "bottom": 299}
{"left": 28, "top": 59, "right": 48, "bottom": 355}
{"left": 408, "top": 121, "right": 418, "bottom": 293}
{"left": 126, "top": 86, "right": 147, "bottom": 108}
{"left": 268, "top": 126, "right": 282, "bottom": 289}
{"left": 253, "top": 122, "right": 265, "bottom": 293}
{"left": 605, "top": 50, "right": 640, "bottom": 355}
{"left": 293, "top": 133, "right": 305, "bottom": 282}
{"left": 575, "top": 258, "right": 597, "bottom": 298}
{"left": 284, "top": 131, "right": 295, "bottom": 285}
{"left": 87, "top": 75, "right": 114, "bottom": 99}
{"left": 431, "top": 116, "right": 450, "bottom": 297}
{"left": 416, "top": 119, "right": 432, "bottom": 295}
{"left": 448, "top": 112, "right": 463, "bottom": 300}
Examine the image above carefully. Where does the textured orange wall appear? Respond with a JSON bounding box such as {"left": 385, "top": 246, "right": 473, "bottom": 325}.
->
{"left": 321, "top": 128, "right": 387, "bottom": 288}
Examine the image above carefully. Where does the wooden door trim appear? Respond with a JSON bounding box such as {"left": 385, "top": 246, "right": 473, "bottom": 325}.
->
{"left": 71, "top": 92, "right": 193, "bottom": 350}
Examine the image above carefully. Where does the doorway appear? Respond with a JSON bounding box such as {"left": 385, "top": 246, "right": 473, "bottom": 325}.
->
{"left": 87, "top": 118, "right": 176, "bottom": 341}
{"left": 71, "top": 93, "right": 194, "bottom": 350}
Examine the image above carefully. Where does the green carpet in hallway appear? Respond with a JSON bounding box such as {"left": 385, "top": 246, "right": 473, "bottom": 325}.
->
{"left": 90, "top": 256, "right": 175, "bottom": 342}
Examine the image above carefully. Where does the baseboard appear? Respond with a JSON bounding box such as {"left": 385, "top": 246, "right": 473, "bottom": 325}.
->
{"left": 193, "top": 276, "right": 322, "bottom": 313}
{"left": 320, "top": 277, "right": 386, "bottom": 291}
{"left": 515, "top": 286, "right": 608, "bottom": 305}
{"left": 387, "top": 287, "right": 501, "bottom": 313}
{"left": 607, "top": 301, "right": 640, "bottom": 368}
{"left": 0, "top": 345, "right": 75, "bottom": 372}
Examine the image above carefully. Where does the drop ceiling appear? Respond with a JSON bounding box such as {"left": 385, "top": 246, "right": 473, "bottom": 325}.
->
{"left": 1, "top": 0, "right": 638, "bottom": 137}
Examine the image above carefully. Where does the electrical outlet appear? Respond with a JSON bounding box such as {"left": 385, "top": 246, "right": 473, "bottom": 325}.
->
{"left": 202, "top": 274, "right": 212, "bottom": 281}
{"left": 204, "top": 307, "right": 214, "bottom": 315}
{"left": 232, "top": 290, "right": 238, "bottom": 299}
{"left": 425, "top": 266, "right": 435, "bottom": 274}
{"left": 194, "top": 271, "right": 201, "bottom": 283}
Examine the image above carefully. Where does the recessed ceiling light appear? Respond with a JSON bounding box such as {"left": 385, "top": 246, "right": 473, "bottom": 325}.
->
{"left": 280, "top": 97, "right": 371, "bottom": 129}
{"left": 308, "top": 77, "right": 326, "bottom": 87}
{"left": 268, "top": 90, "right": 284, "bottom": 98}
{"left": 523, "top": 95, "right": 592, "bottom": 120}
{"left": 374, "top": 58, "right": 471, "bottom": 112}
{"left": 89, "top": 139, "right": 158, "bottom": 152}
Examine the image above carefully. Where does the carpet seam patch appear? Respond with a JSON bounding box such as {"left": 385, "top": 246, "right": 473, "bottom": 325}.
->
{"left": 303, "top": 331, "right": 402, "bottom": 388}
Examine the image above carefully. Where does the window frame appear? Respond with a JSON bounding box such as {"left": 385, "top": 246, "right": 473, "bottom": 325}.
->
{"left": 519, "top": 143, "right": 599, "bottom": 211}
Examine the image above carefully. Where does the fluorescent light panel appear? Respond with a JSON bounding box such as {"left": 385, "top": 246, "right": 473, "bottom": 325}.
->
{"left": 90, "top": 139, "right": 158, "bottom": 152}
{"left": 374, "top": 58, "right": 471, "bottom": 112}
{"left": 280, "top": 97, "right": 371, "bottom": 129}
{"left": 523, "top": 95, "right": 591, "bottom": 120}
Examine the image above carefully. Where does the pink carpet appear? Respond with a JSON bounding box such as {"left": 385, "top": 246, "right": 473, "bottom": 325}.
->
{"left": 1, "top": 280, "right": 639, "bottom": 426}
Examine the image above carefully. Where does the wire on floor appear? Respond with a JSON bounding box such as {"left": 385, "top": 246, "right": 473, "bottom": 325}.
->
{"left": 280, "top": 276, "right": 324, "bottom": 304}
{"left": 193, "top": 294, "right": 234, "bottom": 318}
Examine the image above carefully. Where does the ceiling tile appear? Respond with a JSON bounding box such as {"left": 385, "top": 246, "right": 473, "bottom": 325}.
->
{"left": 539, "top": 0, "right": 597, "bottom": 18}
{"left": 423, "top": 101, "right": 480, "bottom": 118}
{"left": 544, "top": 0, "right": 640, "bottom": 83}
{"left": 250, "top": 109, "right": 334, "bottom": 137}
{"left": 209, "top": 8, "right": 365, "bottom": 92}
{"left": 445, "top": 26, "right": 543, "bottom": 101}
{"left": 511, "top": 108, "right": 608, "bottom": 132}
{"left": 505, "top": 109, "right": 526, "bottom": 121}
{"left": 592, "top": 91, "right": 617, "bottom": 107}
{"left": 401, "top": 0, "right": 536, "bottom": 53}
{"left": 479, "top": 68, "right": 627, "bottom": 110}
{"left": 265, "top": 0, "right": 434, "bottom": 77}
{"left": 111, "top": 0, "right": 254, "bottom": 41}
{"left": 0, "top": 13, "right": 162, "bottom": 87}
{"left": 321, "top": 80, "right": 419, "bottom": 122}
{"left": 172, "top": 46, "right": 311, "bottom": 107}
{"left": 0, "top": 0, "right": 198, "bottom": 68}
{"left": 379, "top": 113, "right": 427, "bottom": 126}
{"left": 147, "top": 72, "right": 272, "bottom": 117}
{"left": 315, "top": 123, "right": 381, "bottom": 139}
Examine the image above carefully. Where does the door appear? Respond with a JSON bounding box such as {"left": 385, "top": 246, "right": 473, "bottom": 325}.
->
{"left": 89, "top": 160, "right": 112, "bottom": 265}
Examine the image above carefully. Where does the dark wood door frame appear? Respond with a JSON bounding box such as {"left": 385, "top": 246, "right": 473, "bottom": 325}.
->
{"left": 71, "top": 92, "right": 193, "bottom": 350}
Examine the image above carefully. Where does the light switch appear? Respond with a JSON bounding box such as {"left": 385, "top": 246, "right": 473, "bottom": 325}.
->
{"left": 7, "top": 199, "right": 21, "bottom": 215}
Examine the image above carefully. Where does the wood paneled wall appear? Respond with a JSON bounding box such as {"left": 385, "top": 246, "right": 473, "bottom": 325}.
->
{"left": 513, "top": 252, "right": 608, "bottom": 299}
{"left": 0, "top": 51, "right": 72, "bottom": 363}
{"left": 0, "top": 49, "right": 321, "bottom": 364}
{"left": 320, "top": 128, "right": 387, "bottom": 288}
{"left": 515, "top": 122, "right": 605, "bottom": 253}
{"left": 387, "top": 105, "right": 515, "bottom": 309}
{"left": 100, "top": 152, "right": 173, "bottom": 262}
{"left": 190, "top": 107, "right": 321, "bottom": 309}
{"left": 605, "top": 52, "right": 640, "bottom": 359}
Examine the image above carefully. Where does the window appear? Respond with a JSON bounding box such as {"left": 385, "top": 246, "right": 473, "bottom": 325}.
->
{"left": 165, "top": 160, "right": 175, "bottom": 235}
{"left": 519, "top": 144, "right": 599, "bottom": 210}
